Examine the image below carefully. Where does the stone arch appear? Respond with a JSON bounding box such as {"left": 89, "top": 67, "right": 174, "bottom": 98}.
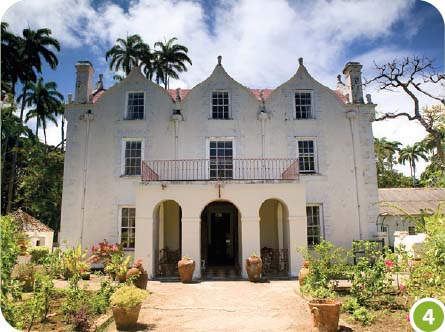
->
{"left": 152, "top": 200, "right": 182, "bottom": 277}
{"left": 259, "top": 198, "right": 290, "bottom": 276}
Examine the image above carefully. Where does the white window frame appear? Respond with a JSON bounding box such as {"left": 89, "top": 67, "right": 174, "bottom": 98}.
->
{"left": 206, "top": 137, "right": 236, "bottom": 179}
{"left": 306, "top": 204, "right": 324, "bottom": 247}
{"left": 294, "top": 90, "right": 314, "bottom": 120}
{"left": 209, "top": 90, "right": 231, "bottom": 120}
{"left": 118, "top": 206, "right": 136, "bottom": 251}
{"left": 125, "top": 91, "right": 145, "bottom": 120}
{"left": 296, "top": 137, "right": 318, "bottom": 174}
{"left": 121, "top": 138, "right": 144, "bottom": 176}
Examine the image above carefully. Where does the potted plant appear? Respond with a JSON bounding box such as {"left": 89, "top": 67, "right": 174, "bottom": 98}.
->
{"left": 110, "top": 285, "right": 147, "bottom": 330}
{"left": 245, "top": 253, "right": 262, "bottom": 282}
{"left": 178, "top": 256, "right": 195, "bottom": 283}
{"left": 105, "top": 254, "right": 131, "bottom": 283}
{"left": 300, "top": 241, "right": 343, "bottom": 332}
{"left": 127, "top": 259, "right": 148, "bottom": 289}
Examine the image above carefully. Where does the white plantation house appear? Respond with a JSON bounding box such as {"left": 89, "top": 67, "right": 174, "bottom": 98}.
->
{"left": 60, "top": 56, "right": 379, "bottom": 279}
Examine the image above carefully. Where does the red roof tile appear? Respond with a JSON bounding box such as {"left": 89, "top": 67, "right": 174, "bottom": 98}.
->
{"left": 92, "top": 90, "right": 106, "bottom": 103}
{"left": 333, "top": 90, "right": 347, "bottom": 104}
{"left": 167, "top": 89, "right": 190, "bottom": 101}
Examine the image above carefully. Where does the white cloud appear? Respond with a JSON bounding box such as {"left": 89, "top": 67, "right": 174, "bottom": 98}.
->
{"left": 5, "top": 0, "right": 436, "bottom": 175}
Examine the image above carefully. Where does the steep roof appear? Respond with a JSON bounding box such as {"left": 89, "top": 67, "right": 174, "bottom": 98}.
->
{"left": 378, "top": 188, "right": 445, "bottom": 216}
{"left": 10, "top": 209, "right": 54, "bottom": 232}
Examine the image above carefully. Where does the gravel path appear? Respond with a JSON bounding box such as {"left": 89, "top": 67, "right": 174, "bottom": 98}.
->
{"left": 106, "top": 280, "right": 316, "bottom": 332}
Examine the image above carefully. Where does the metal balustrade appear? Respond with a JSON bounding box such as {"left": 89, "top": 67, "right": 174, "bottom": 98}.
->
{"left": 141, "top": 158, "right": 299, "bottom": 182}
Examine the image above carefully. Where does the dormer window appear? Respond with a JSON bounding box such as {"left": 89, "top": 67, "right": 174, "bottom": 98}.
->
{"left": 211, "top": 91, "right": 229, "bottom": 119}
{"left": 295, "top": 90, "right": 313, "bottom": 119}
{"left": 126, "top": 92, "right": 144, "bottom": 120}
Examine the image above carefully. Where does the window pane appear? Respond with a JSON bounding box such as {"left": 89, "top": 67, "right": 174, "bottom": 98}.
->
{"left": 295, "top": 91, "right": 313, "bottom": 119}
{"left": 211, "top": 91, "right": 230, "bottom": 119}
{"left": 124, "top": 141, "right": 142, "bottom": 175}
{"left": 127, "top": 93, "right": 144, "bottom": 119}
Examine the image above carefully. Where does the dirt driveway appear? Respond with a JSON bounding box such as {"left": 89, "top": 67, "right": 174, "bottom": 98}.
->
{"left": 105, "top": 280, "right": 319, "bottom": 332}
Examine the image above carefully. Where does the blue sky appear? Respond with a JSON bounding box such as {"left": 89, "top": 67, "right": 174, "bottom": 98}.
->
{"left": 2, "top": 0, "right": 444, "bottom": 174}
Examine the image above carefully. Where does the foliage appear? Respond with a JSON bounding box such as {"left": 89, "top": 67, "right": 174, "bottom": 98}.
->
{"left": 104, "top": 253, "right": 131, "bottom": 282}
{"left": 105, "top": 34, "right": 149, "bottom": 75}
{"left": 398, "top": 142, "right": 429, "bottom": 186}
{"left": 407, "top": 206, "right": 445, "bottom": 302}
{"left": 60, "top": 245, "right": 90, "bottom": 280}
{"left": 0, "top": 215, "right": 25, "bottom": 328}
{"left": 351, "top": 307, "right": 375, "bottom": 326}
{"left": 33, "top": 272, "right": 54, "bottom": 320}
{"left": 29, "top": 246, "right": 49, "bottom": 264}
{"left": 350, "top": 241, "right": 394, "bottom": 308}
{"left": 110, "top": 285, "right": 147, "bottom": 308}
{"left": 42, "top": 248, "right": 63, "bottom": 276}
{"left": 89, "top": 279, "right": 115, "bottom": 315}
{"left": 12, "top": 262, "right": 37, "bottom": 292}
{"left": 341, "top": 296, "right": 360, "bottom": 314}
{"left": 61, "top": 275, "right": 89, "bottom": 320}
{"left": 90, "top": 239, "right": 121, "bottom": 265}
{"left": 71, "top": 307, "right": 92, "bottom": 332}
{"left": 299, "top": 240, "right": 348, "bottom": 299}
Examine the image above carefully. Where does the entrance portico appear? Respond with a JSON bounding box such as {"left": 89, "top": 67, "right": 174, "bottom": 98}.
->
{"left": 135, "top": 182, "right": 306, "bottom": 280}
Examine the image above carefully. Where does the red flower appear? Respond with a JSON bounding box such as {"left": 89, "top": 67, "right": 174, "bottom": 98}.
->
{"left": 384, "top": 260, "right": 395, "bottom": 268}
{"left": 399, "top": 284, "right": 405, "bottom": 291}
{"left": 406, "top": 314, "right": 410, "bottom": 322}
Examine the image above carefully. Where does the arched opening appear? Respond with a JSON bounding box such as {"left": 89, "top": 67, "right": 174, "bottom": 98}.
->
{"left": 153, "top": 200, "right": 182, "bottom": 277}
{"left": 201, "top": 201, "right": 241, "bottom": 278}
{"left": 259, "top": 199, "right": 290, "bottom": 277}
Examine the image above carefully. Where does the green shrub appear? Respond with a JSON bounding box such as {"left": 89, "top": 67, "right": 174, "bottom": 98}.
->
{"left": 30, "top": 247, "right": 50, "bottom": 264}
{"left": 341, "top": 297, "right": 360, "bottom": 314}
{"left": 110, "top": 285, "right": 147, "bottom": 308}
{"left": 60, "top": 245, "right": 90, "bottom": 279}
{"left": 12, "top": 263, "right": 37, "bottom": 292}
{"left": 89, "top": 280, "right": 116, "bottom": 314}
{"left": 351, "top": 307, "right": 375, "bottom": 326}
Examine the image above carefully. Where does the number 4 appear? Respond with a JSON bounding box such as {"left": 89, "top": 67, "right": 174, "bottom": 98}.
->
{"left": 423, "top": 309, "right": 435, "bottom": 325}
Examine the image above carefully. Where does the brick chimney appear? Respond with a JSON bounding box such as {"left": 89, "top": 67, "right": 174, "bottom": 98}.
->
{"left": 342, "top": 62, "right": 364, "bottom": 104}
{"left": 75, "top": 61, "right": 94, "bottom": 103}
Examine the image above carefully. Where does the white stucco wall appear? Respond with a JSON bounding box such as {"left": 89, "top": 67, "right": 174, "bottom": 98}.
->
{"left": 60, "top": 58, "right": 378, "bottom": 278}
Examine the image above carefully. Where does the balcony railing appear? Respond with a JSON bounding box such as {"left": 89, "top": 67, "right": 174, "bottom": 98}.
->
{"left": 141, "top": 158, "right": 299, "bottom": 182}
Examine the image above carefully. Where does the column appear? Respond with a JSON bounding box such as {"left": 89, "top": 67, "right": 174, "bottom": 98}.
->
{"left": 288, "top": 216, "right": 307, "bottom": 277}
{"left": 241, "top": 216, "right": 261, "bottom": 278}
{"left": 135, "top": 216, "right": 154, "bottom": 278}
{"left": 181, "top": 217, "right": 201, "bottom": 279}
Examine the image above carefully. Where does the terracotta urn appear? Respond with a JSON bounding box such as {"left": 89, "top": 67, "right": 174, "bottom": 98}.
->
{"left": 112, "top": 304, "right": 142, "bottom": 330}
{"left": 245, "top": 255, "right": 262, "bottom": 282}
{"left": 178, "top": 257, "right": 195, "bottom": 283}
{"left": 126, "top": 260, "right": 148, "bottom": 289}
{"left": 298, "top": 260, "right": 310, "bottom": 287}
{"left": 308, "top": 299, "right": 341, "bottom": 332}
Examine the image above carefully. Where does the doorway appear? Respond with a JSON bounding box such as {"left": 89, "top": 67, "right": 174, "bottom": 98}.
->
{"left": 201, "top": 201, "right": 239, "bottom": 268}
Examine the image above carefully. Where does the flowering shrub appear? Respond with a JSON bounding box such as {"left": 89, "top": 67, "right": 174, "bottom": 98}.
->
{"left": 90, "top": 240, "right": 122, "bottom": 266}
{"left": 110, "top": 285, "right": 147, "bottom": 308}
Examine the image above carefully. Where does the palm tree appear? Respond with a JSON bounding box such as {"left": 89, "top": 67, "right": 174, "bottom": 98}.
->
{"left": 374, "top": 137, "right": 401, "bottom": 171}
{"left": 398, "top": 143, "right": 429, "bottom": 186}
{"left": 19, "top": 77, "right": 64, "bottom": 144}
{"left": 105, "top": 34, "right": 151, "bottom": 77}
{"left": 6, "top": 27, "right": 60, "bottom": 213}
{"left": 153, "top": 37, "right": 192, "bottom": 89}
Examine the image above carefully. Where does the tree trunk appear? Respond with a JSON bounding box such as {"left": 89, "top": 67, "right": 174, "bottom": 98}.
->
{"left": 412, "top": 162, "right": 416, "bottom": 186}
{"left": 6, "top": 80, "right": 28, "bottom": 213}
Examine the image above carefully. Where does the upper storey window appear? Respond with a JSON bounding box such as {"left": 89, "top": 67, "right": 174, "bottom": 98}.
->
{"left": 212, "top": 91, "right": 230, "bottom": 119}
{"left": 123, "top": 140, "right": 142, "bottom": 176}
{"left": 297, "top": 138, "right": 317, "bottom": 174}
{"left": 295, "top": 90, "right": 313, "bottom": 119}
{"left": 126, "top": 92, "right": 144, "bottom": 120}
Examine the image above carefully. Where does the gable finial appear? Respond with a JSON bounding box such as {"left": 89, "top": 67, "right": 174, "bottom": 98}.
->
{"left": 217, "top": 55, "right": 222, "bottom": 66}
{"left": 337, "top": 74, "right": 342, "bottom": 83}
{"left": 298, "top": 57, "right": 303, "bottom": 66}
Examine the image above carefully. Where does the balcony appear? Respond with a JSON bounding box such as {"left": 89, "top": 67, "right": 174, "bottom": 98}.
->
{"left": 141, "top": 158, "right": 299, "bottom": 182}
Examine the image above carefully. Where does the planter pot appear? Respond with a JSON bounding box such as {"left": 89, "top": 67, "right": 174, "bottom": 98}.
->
{"left": 245, "top": 256, "right": 262, "bottom": 282}
{"left": 112, "top": 304, "right": 142, "bottom": 330}
{"left": 308, "top": 299, "right": 341, "bottom": 332}
{"left": 178, "top": 259, "right": 195, "bottom": 283}
{"left": 127, "top": 267, "right": 148, "bottom": 289}
{"left": 117, "top": 273, "right": 127, "bottom": 283}
{"left": 298, "top": 261, "right": 310, "bottom": 287}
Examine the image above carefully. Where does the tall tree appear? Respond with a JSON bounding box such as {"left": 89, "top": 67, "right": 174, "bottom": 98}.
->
{"left": 105, "top": 34, "right": 150, "bottom": 76}
{"left": 19, "top": 77, "right": 64, "bottom": 144}
{"left": 398, "top": 143, "right": 429, "bottom": 186}
{"left": 374, "top": 137, "right": 401, "bottom": 172}
{"left": 366, "top": 56, "right": 445, "bottom": 167}
{"left": 6, "top": 27, "right": 60, "bottom": 213}
{"left": 153, "top": 37, "right": 192, "bottom": 89}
